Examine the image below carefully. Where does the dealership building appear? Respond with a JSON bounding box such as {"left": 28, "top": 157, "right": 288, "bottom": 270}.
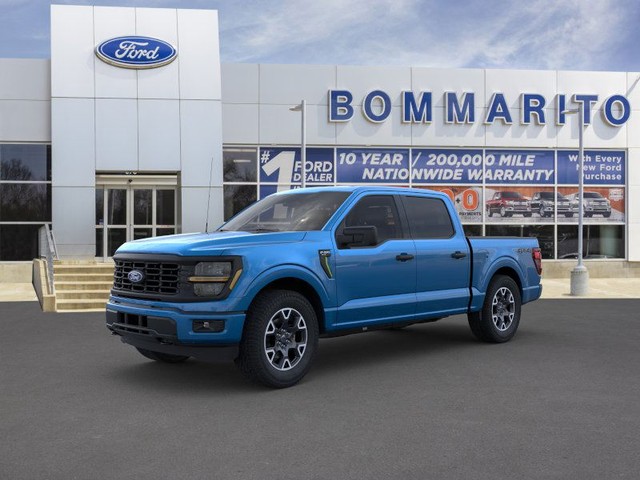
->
{"left": 1, "top": 4, "right": 639, "bottom": 282}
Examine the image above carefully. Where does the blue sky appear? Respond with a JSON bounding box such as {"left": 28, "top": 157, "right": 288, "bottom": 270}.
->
{"left": 1, "top": 0, "right": 639, "bottom": 71}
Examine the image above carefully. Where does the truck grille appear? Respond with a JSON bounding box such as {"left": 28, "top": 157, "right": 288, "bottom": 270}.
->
{"left": 113, "top": 260, "right": 181, "bottom": 295}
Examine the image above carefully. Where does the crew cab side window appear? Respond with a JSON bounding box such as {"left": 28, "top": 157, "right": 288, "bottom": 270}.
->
{"left": 338, "top": 195, "right": 403, "bottom": 247}
{"left": 402, "top": 196, "right": 455, "bottom": 239}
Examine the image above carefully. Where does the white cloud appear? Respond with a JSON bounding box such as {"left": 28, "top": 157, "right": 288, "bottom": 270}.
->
{"left": 0, "top": 0, "right": 634, "bottom": 70}
{"left": 218, "top": 0, "right": 633, "bottom": 71}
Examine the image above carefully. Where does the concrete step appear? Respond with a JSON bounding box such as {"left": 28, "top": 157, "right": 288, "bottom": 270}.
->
{"left": 54, "top": 264, "right": 114, "bottom": 274}
{"left": 53, "top": 260, "right": 114, "bottom": 265}
{"left": 55, "top": 281, "right": 113, "bottom": 291}
{"left": 56, "top": 290, "right": 110, "bottom": 300}
{"left": 57, "top": 309, "right": 107, "bottom": 314}
{"left": 55, "top": 299, "right": 108, "bottom": 311}
{"left": 54, "top": 273, "right": 114, "bottom": 283}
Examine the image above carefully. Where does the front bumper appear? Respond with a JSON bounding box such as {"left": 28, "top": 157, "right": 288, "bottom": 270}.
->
{"left": 106, "top": 296, "right": 246, "bottom": 359}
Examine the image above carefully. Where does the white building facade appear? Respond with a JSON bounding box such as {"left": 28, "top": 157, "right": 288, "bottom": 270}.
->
{"left": 0, "top": 4, "right": 639, "bottom": 273}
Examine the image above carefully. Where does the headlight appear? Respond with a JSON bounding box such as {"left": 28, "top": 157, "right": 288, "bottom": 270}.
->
{"left": 190, "top": 262, "right": 233, "bottom": 297}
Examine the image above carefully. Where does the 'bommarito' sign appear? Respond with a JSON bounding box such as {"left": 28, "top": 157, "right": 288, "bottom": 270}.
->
{"left": 329, "top": 90, "right": 630, "bottom": 127}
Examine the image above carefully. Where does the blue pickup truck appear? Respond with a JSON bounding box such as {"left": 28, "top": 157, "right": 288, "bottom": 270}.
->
{"left": 106, "top": 186, "right": 542, "bottom": 388}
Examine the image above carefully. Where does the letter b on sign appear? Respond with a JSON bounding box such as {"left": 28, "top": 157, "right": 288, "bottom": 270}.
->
{"left": 329, "top": 90, "right": 354, "bottom": 122}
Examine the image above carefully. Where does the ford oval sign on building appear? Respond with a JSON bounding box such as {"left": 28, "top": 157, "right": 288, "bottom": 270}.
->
{"left": 95, "top": 36, "right": 177, "bottom": 69}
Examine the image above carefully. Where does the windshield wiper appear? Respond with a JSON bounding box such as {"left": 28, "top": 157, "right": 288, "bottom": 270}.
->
{"left": 245, "top": 228, "right": 278, "bottom": 233}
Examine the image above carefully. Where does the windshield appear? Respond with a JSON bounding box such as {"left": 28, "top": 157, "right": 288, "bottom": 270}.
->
{"left": 501, "top": 191, "right": 522, "bottom": 199}
{"left": 539, "top": 192, "right": 554, "bottom": 199}
{"left": 220, "top": 191, "right": 351, "bottom": 232}
{"left": 584, "top": 192, "right": 604, "bottom": 199}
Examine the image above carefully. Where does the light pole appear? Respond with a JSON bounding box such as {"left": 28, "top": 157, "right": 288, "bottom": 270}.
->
{"left": 289, "top": 100, "right": 307, "bottom": 188}
{"left": 562, "top": 104, "right": 589, "bottom": 295}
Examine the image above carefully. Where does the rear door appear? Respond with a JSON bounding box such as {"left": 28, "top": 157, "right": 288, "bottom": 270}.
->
{"left": 400, "top": 194, "right": 471, "bottom": 317}
{"left": 334, "top": 194, "right": 417, "bottom": 326}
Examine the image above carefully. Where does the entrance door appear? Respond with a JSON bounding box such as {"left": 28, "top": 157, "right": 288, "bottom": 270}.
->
{"left": 95, "top": 175, "right": 177, "bottom": 258}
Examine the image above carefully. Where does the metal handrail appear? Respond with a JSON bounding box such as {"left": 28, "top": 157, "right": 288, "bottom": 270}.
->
{"left": 38, "top": 224, "right": 58, "bottom": 294}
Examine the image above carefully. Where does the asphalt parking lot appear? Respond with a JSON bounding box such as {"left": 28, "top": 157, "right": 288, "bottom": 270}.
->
{"left": 1, "top": 300, "right": 639, "bottom": 480}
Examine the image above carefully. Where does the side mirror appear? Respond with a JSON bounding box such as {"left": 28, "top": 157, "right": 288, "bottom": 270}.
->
{"left": 336, "top": 226, "right": 378, "bottom": 248}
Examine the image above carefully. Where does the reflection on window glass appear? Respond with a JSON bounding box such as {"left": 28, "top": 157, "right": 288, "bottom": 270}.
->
{"left": 0, "top": 144, "right": 51, "bottom": 181}
{"left": 156, "top": 190, "right": 175, "bottom": 225}
{"left": 156, "top": 228, "right": 175, "bottom": 237}
{"left": 0, "top": 184, "right": 51, "bottom": 222}
{"left": 0, "top": 225, "right": 41, "bottom": 260}
{"left": 95, "top": 228, "right": 103, "bottom": 257}
{"left": 107, "top": 189, "right": 126, "bottom": 225}
{"left": 133, "top": 189, "right": 153, "bottom": 225}
{"left": 486, "top": 225, "right": 554, "bottom": 259}
{"left": 223, "top": 185, "right": 256, "bottom": 221}
{"left": 133, "top": 228, "right": 153, "bottom": 240}
{"left": 557, "top": 225, "right": 624, "bottom": 259}
{"left": 223, "top": 148, "right": 257, "bottom": 182}
{"left": 463, "top": 225, "right": 482, "bottom": 237}
{"left": 95, "top": 188, "right": 104, "bottom": 226}
{"left": 107, "top": 228, "right": 127, "bottom": 257}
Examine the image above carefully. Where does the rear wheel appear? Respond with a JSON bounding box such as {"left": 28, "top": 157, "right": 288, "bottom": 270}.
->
{"left": 236, "top": 290, "right": 319, "bottom": 388}
{"left": 135, "top": 347, "right": 190, "bottom": 363}
{"left": 468, "top": 275, "right": 521, "bottom": 343}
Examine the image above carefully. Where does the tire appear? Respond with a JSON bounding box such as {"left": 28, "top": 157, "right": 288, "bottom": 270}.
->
{"left": 603, "top": 212, "right": 611, "bottom": 218}
{"left": 487, "top": 206, "right": 493, "bottom": 217}
{"left": 565, "top": 213, "right": 573, "bottom": 218}
{"left": 585, "top": 213, "right": 592, "bottom": 218}
{"left": 523, "top": 213, "right": 532, "bottom": 218}
{"left": 135, "top": 347, "right": 190, "bottom": 363}
{"left": 500, "top": 206, "right": 506, "bottom": 217}
{"left": 467, "top": 275, "right": 521, "bottom": 343}
{"left": 236, "top": 290, "right": 319, "bottom": 388}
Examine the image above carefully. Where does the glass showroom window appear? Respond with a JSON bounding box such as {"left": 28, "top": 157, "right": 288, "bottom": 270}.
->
{"left": 222, "top": 147, "right": 257, "bottom": 221}
{"left": 0, "top": 145, "right": 52, "bottom": 261}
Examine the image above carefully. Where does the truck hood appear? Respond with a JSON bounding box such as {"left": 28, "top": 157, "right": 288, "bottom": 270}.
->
{"left": 115, "top": 231, "right": 307, "bottom": 256}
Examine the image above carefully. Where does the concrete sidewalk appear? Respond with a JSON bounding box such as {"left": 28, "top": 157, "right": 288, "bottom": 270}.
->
{"left": 0, "top": 283, "right": 38, "bottom": 302}
{"left": 540, "top": 277, "right": 640, "bottom": 299}
{"left": 1, "top": 278, "right": 639, "bottom": 303}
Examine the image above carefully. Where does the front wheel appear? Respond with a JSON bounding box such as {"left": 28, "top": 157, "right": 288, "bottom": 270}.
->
{"left": 236, "top": 290, "right": 319, "bottom": 388}
{"left": 468, "top": 275, "right": 521, "bottom": 343}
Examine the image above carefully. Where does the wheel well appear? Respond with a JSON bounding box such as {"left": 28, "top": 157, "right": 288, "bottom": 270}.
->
{"left": 252, "top": 278, "right": 326, "bottom": 334}
{"left": 493, "top": 267, "right": 523, "bottom": 296}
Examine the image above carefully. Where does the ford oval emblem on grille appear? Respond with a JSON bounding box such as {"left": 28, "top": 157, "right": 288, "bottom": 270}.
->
{"left": 95, "top": 36, "right": 177, "bottom": 69}
{"left": 128, "top": 270, "right": 145, "bottom": 283}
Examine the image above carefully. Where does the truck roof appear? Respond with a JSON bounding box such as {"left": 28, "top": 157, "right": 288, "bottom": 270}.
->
{"left": 274, "top": 185, "right": 450, "bottom": 199}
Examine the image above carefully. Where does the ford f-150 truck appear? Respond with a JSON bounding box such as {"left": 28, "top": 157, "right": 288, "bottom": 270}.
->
{"left": 106, "top": 186, "right": 543, "bottom": 388}
{"left": 486, "top": 190, "right": 533, "bottom": 217}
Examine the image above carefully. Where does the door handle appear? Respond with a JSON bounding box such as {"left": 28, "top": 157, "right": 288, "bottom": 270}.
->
{"left": 396, "top": 253, "right": 414, "bottom": 262}
{"left": 451, "top": 251, "right": 467, "bottom": 259}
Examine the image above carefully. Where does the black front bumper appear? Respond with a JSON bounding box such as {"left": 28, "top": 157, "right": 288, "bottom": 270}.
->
{"left": 106, "top": 310, "right": 238, "bottom": 362}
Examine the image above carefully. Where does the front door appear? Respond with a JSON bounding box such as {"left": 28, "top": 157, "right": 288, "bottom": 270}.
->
{"left": 334, "top": 194, "right": 417, "bottom": 327}
{"left": 95, "top": 176, "right": 177, "bottom": 258}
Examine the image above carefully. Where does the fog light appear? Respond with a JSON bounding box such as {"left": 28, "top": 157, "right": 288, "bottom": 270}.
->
{"left": 194, "top": 283, "right": 225, "bottom": 297}
{"left": 193, "top": 320, "right": 225, "bottom": 333}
